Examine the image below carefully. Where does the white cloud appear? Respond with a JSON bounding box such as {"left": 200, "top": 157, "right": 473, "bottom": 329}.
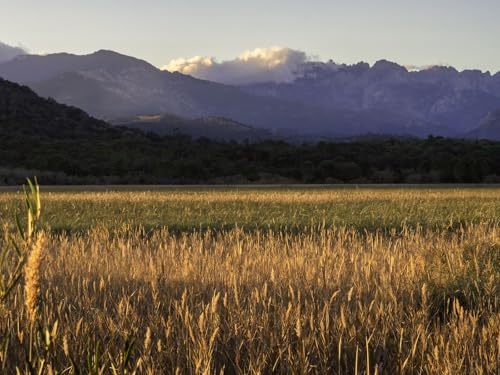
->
{"left": 404, "top": 64, "right": 439, "bottom": 72}
{"left": 0, "top": 41, "right": 27, "bottom": 63}
{"left": 163, "top": 46, "right": 310, "bottom": 85}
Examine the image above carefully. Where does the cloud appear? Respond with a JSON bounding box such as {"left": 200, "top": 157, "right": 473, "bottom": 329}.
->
{"left": 0, "top": 41, "right": 27, "bottom": 63}
{"left": 404, "top": 64, "right": 439, "bottom": 72}
{"left": 163, "top": 47, "right": 310, "bottom": 85}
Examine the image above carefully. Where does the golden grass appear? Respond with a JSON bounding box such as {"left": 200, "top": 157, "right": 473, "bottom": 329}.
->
{"left": 24, "top": 233, "right": 45, "bottom": 323}
{"left": 1, "top": 221, "right": 499, "bottom": 373}
{"left": 1, "top": 187, "right": 499, "bottom": 203}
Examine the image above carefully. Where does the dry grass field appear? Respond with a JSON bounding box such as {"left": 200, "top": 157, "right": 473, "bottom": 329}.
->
{"left": 0, "top": 186, "right": 499, "bottom": 374}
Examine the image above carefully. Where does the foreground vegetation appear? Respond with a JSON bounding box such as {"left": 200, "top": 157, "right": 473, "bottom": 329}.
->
{"left": 1, "top": 186, "right": 499, "bottom": 373}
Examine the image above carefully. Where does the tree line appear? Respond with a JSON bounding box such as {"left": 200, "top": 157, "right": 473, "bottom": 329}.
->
{"left": 1, "top": 134, "right": 499, "bottom": 185}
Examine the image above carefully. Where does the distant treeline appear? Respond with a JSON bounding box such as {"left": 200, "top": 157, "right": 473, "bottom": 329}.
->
{"left": 1, "top": 134, "right": 500, "bottom": 185}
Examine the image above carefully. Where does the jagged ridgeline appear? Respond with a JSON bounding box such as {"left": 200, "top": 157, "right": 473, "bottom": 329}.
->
{"left": 2, "top": 50, "right": 500, "bottom": 138}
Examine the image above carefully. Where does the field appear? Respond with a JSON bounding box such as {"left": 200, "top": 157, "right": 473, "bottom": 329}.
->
{"left": 0, "top": 186, "right": 499, "bottom": 374}
{"left": 1, "top": 186, "right": 500, "bottom": 232}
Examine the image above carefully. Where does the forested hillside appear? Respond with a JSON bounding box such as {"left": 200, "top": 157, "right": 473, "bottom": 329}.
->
{"left": 1, "top": 78, "right": 500, "bottom": 184}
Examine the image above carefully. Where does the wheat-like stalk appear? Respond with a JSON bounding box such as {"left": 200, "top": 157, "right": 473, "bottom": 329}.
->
{"left": 24, "top": 232, "right": 46, "bottom": 323}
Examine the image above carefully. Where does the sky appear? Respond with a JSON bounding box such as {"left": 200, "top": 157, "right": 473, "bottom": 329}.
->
{"left": 1, "top": 0, "right": 499, "bottom": 73}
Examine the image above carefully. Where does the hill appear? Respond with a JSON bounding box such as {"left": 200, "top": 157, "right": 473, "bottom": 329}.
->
{"left": 114, "top": 114, "right": 275, "bottom": 141}
{"left": 0, "top": 77, "right": 132, "bottom": 139}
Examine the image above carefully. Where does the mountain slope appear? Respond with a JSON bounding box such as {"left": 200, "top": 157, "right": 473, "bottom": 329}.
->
{"left": 0, "top": 50, "right": 158, "bottom": 83}
{"left": 3, "top": 50, "right": 500, "bottom": 138}
{"left": 0, "top": 51, "right": 339, "bottom": 132}
{"left": 468, "top": 110, "right": 500, "bottom": 140}
{"left": 242, "top": 62, "right": 500, "bottom": 134}
{"left": 0, "top": 50, "right": 204, "bottom": 119}
{"left": 0, "top": 77, "right": 131, "bottom": 140}
{"left": 0, "top": 50, "right": 441, "bottom": 137}
{"left": 114, "top": 114, "right": 275, "bottom": 141}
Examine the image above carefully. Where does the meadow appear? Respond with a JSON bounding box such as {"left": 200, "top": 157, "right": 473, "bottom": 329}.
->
{"left": 0, "top": 186, "right": 499, "bottom": 232}
{"left": 0, "top": 186, "right": 499, "bottom": 374}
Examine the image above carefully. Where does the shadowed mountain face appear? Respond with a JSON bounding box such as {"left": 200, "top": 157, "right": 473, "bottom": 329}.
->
{"left": 113, "top": 114, "right": 276, "bottom": 141}
{"left": 0, "top": 77, "right": 124, "bottom": 140}
{"left": 1, "top": 50, "right": 500, "bottom": 138}
{"left": 0, "top": 76, "right": 273, "bottom": 142}
{"left": 0, "top": 50, "right": 219, "bottom": 119}
{"left": 0, "top": 51, "right": 360, "bottom": 136}
{"left": 468, "top": 109, "right": 500, "bottom": 140}
{"left": 242, "top": 61, "right": 500, "bottom": 134}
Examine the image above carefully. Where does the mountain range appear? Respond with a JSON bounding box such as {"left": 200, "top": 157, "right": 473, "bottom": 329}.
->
{"left": 1, "top": 50, "right": 500, "bottom": 139}
{"left": 243, "top": 60, "right": 500, "bottom": 135}
{"left": 0, "top": 50, "right": 350, "bottom": 136}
